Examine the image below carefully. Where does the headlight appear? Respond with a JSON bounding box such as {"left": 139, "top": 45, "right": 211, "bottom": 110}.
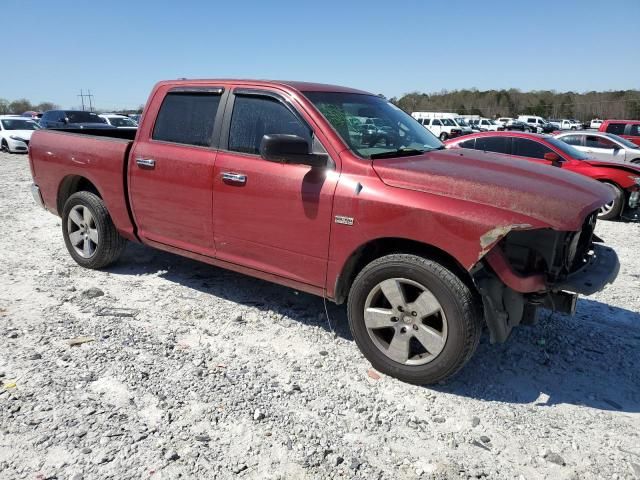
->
{"left": 9, "top": 135, "right": 26, "bottom": 142}
{"left": 629, "top": 176, "right": 640, "bottom": 186}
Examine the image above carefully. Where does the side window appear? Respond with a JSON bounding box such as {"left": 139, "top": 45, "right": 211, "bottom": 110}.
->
{"left": 512, "top": 138, "right": 553, "bottom": 159}
{"left": 605, "top": 123, "right": 626, "bottom": 135}
{"left": 475, "top": 136, "right": 509, "bottom": 154}
{"left": 431, "top": 119, "right": 442, "bottom": 126}
{"left": 586, "top": 136, "right": 616, "bottom": 149}
{"left": 228, "top": 95, "right": 311, "bottom": 155}
{"left": 630, "top": 124, "right": 640, "bottom": 136}
{"left": 561, "top": 135, "right": 583, "bottom": 146}
{"left": 459, "top": 139, "right": 475, "bottom": 149}
{"left": 152, "top": 92, "right": 221, "bottom": 147}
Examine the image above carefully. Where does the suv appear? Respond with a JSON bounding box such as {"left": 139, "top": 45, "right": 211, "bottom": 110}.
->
{"left": 416, "top": 117, "right": 462, "bottom": 141}
{"left": 39, "top": 110, "right": 113, "bottom": 129}
{"left": 518, "top": 115, "right": 555, "bottom": 134}
{"left": 468, "top": 118, "right": 504, "bottom": 132}
{"left": 598, "top": 120, "right": 640, "bottom": 147}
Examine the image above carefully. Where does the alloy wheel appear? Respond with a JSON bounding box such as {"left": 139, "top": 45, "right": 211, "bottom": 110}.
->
{"left": 67, "top": 205, "right": 99, "bottom": 258}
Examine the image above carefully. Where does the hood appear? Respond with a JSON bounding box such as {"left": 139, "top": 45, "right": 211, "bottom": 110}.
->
{"left": 372, "top": 148, "right": 613, "bottom": 231}
{"left": 582, "top": 159, "right": 640, "bottom": 174}
{"left": 5, "top": 130, "right": 35, "bottom": 140}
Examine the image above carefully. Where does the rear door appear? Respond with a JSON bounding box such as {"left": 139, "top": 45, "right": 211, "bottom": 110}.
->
{"left": 511, "top": 137, "right": 558, "bottom": 166}
{"left": 584, "top": 135, "right": 625, "bottom": 163}
{"left": 128, "top": 87, "right": 226, "bottom": 257}
{"left": 212, "top": 87, "right": 339, "bottom": 287}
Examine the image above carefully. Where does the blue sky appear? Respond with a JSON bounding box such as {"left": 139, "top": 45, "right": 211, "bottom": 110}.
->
{"left": 3, "top": 0, "right": 639, "bottom": 110}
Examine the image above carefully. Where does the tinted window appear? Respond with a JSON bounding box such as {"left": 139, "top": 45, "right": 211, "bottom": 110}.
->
{"left": 586, "top": 136, "right": 616, "bottom": 149}
{"left": 65, "top": 111, "right": 106, "bottom": 124}
{"left": 560, "top": 135, "right": 582, "bottom": 146}
{"left": 459, "top": 139, "right": 475, "bottom": 149}
{"left": 605, "top": 123, "right": 626, "bottom": 135}
{"left": 630, "top": 124, "right": 640, "bottom": 136}
{"left": 0, "top": 119, "right": 39, "bottom": 130}
{"left": 152, "top": 92, "right": 221, "bottom": 147}
{"left": 527, "top": 118, "right": 535, "bottom": 123}
{"left": 475, "top": 136, "right": 509, "bottom": 154}
{"left": 229, "top": 95, "right": 310, "bottom": 155}
{"left": 432, "top": 119, "right": 442, "bottom": 126}
{"left": 512, "top": 138, "right": 552, "bottom": 159}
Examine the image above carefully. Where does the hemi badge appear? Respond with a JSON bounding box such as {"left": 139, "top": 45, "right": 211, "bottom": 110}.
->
{"left": 335, "top": 215, "right": 354, "bottom": 226}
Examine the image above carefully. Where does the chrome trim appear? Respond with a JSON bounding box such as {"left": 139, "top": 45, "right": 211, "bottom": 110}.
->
{"left": 221, "top": 172, "right": 247, "bottom": 184}
{"left": 136, "top": 157, "right": 156, "bottom": 168}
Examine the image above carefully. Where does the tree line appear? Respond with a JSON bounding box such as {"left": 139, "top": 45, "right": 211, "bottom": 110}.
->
{"left": 0, "top": 98, "right": 59, "bottom": 115}
{"left": 389, "top": 89, "right": 640, "bottom": 121}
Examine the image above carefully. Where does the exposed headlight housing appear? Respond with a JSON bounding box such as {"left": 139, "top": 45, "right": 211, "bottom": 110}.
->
{"left": 629, "top": 176, "right": 640, "bottom": 187}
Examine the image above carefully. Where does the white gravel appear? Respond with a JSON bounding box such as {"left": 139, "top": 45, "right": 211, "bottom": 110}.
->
{"left": 0, "top": 151, "right": 639, "bottom": 479}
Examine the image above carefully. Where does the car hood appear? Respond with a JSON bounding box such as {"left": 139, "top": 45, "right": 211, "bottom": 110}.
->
{"left": 372, "top": 148, "right": 613, "bottom": 231}
{"left": 581, "top": 159, "right": 640, "bottom": 174}
{"left": 4, "top": 129, "right": 36, "bottom": 140}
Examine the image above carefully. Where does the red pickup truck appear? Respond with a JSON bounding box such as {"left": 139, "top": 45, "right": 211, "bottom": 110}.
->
{"left": 28, "top": 79, "right": 620, "bottom": 385}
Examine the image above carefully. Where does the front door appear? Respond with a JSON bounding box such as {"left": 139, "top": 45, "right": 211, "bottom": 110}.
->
{"left": 213, "top": 89, "right": 338, "bottom": 288}
{"left": 584, "top": 135, "right": 626, "bottom": 163}
{"left": 128, "top": 88, "right": 225, "bottom": 257}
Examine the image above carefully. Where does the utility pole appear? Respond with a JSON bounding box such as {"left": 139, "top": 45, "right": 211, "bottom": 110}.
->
{"left": 77, "top": 89, "right": 95, "bottom": 111}
{"left": 87, "top": 90, "right": 94, "bottom": 112}
{"left": 78, "top": 89, "right": 85, "bottom": 111}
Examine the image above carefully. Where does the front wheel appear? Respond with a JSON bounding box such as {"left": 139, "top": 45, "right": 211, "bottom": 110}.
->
{"left": 1, "top": 140, "right": 9, "bottom": 153}
{"left": 597, "top": 183, "right": 624, "bottom": 221}
{"left": 439, "top": 132, "right": 448, "bottom": 141}
{"left": 347, "top": 254, "right": 482, "bottom": 385}
{"left": 62, "top": 191, "right": 127, "bottom": 269}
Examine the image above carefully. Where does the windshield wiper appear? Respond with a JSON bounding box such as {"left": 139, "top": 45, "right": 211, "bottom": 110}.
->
{"left": 369, "top": 148, "right": 428, "bottom": 159}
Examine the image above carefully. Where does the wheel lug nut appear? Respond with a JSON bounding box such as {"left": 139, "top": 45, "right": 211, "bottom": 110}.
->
{"left": 413, "top": 325, "right": 418, "bottom": 331}
{"left": 411, "top": 311, "right": 417, "bottom": 317}
{"left": 391, "top": 317, "right": 398, "bottom": 322}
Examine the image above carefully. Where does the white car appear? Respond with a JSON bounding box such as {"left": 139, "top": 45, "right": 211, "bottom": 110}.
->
{"left": 495, "top": 117, "right": 513, "bottom": 126}
{"left": 99, "top": 114, "right": 138, "bottom": 129}
{"left": 0, "top": 115, "right": 40, "bottom": 153}
{"left": 517, "top": 115, "right": 555, "bottom": 133}
{"left": 549, "top": 119, "right": 576, "bottom": 130}
{"left": 590, "top": 119, "right": 603, "bottom": 129}
{"left": 414, "top": 117, "right": 462, "bottom": 141}
{"left": 469, "top": 118, "right": 504, "bottom": 131}
{"left": 554, "top": 131, "right": 640, "bottom": 164}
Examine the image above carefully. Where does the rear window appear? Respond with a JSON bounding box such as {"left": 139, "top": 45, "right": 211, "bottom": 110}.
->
{"left": 630, "top": 124, "right": 640, "bottom": 136}
{"left": 152, "top": 92, "right": 221, "bottom": 147}
{"left": 66, "top": 111, "right": 106, "bottom": 124}
{"left": 605, "top": 122, "right": 626, "bottom": 135}
{"left": 512, "top": 138, "right": 552, "bottom": 159}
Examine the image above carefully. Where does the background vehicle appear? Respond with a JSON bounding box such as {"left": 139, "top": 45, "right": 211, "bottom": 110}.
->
{"left": 549, "top": 119, "right": 577, "bottom": 130}
{"left": 28, "top": 79, "right": 619, "bottom": 385}
{"left": 554, "top": 131, "right": 640, "bottom": 164}
{"left": 517, "top": 115, "right": 556, "bottom": 133}
{"left": 598, "top": 120, "right": 640, "bottom": 146}
{"left": 590, "top": 119, "right": 604, "bottom": 129}
{"left": 495, "top": 117, "right": 513, "bottom": 126}
{"left": 39, "top": 110, "right": 114, "bottom": 129}
{"left": 446, "top": 131, "right": 640, "bottom": 221}
{"left": 128, "top": 113, "right": 142, "bottom": 123}
{"left": 99, "top": 114, "right": 139, "bottom": 129}
{"left": 0, "top": 115, "right": 40, "bottom": 153}
{"left": 468, "top": 118, "right": 504, "bottom": 132}
{"left": 411, "top": 112, "right": 468, "bottom": 139}
{"left": 569, "top": 119, "right": 584, "bottom": 130}
{"left": 503, "top": 120, "right": 532, "bottom": 132}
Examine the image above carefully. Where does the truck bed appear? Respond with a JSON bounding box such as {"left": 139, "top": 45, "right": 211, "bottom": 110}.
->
{"left": 28, "top": 129, "right": 137, "bottom": 240}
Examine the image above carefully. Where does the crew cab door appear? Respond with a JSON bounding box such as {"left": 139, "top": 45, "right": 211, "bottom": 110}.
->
{"left": 128, "top": 87, "right": 226, "bottom": 257}
{"left": 212, "top": 88, "right": 338, "bottom": 288}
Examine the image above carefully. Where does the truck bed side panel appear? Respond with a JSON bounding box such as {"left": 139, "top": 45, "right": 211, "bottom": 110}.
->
{"left": 29, "top": 130, "right": 137, "bottom": 240}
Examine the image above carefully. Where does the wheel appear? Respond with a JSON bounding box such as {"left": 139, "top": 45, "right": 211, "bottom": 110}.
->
{"left": 61, "top": 191, "right": 127, "bottom": 269}
{"left": 439, "top": 132, "right": 448, "bottom": 141}
{"left": 597, "top": 182, "right": 624, "bottom": 221}
{"left": 525, "top": 127, "right": 532, "bottom": 133}
{"left": 1, "top": 140, "right": 9, "bottom": 153}
{"left": 347, "top": 254, "right": 482, "bottom": 385}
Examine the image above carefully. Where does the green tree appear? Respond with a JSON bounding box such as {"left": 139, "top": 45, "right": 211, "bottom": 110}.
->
{"left": 9, "top": 98, "right": 33, "bottom": 114}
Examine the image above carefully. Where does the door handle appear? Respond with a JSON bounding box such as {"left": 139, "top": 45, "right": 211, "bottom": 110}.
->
{"left": 136, "top": 157, "right": 156, "bottom": 169}
{"left": 221, "top": 172, "right": 247, "bottom": 185}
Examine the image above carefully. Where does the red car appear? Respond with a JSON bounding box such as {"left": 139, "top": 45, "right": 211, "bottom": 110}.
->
{"left": 445, "top": 131, "right": 640, "bottom": 221}
{"left": 27, "top": 80, "right": 620, "bottom": 385}
{"left": 598, "top": 120, "right": 640, "bottom": 147}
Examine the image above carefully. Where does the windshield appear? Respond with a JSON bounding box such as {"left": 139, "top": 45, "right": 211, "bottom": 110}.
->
{"left": 546, "top": 136, "right": 591, "bottom": 160}
{"left": 455, "top": 118, "right": 469, "bottom": 127}
{"left": 66, "top": 111, "right": 107, "bottom": 124}
{"left": 107, "top": 116, "right": 137, "bottom": 127}
{"left": 606, "top": 133, "right": 638, "bottom": 149}
{"left": 303, "top": 92, "right": 442, "bottom": 158}
{"left": 1, "top": 119, "right": 40, "bottom": 130}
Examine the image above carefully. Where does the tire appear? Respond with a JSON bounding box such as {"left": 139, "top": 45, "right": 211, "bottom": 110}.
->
{"left": 347, "top": 254, "right": 482, "bottom": 385}
{"left": 525, "top": 127, "right": 532, "bottom": 133}
{"left": 597, "top": 182, "right": 624, "bottom": 221}
{"left": 61, "top": 191, "right": 127, "bottom": 269}
{"left": 439, "top": 132, "right": 448, "bottom": 141}
{"left": 1, "top": 140, "right": 9, "bottom": 153}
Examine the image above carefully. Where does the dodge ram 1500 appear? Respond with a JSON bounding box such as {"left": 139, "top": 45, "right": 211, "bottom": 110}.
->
{"left": 28, "top": 79, "right": 620, "bottom": 384}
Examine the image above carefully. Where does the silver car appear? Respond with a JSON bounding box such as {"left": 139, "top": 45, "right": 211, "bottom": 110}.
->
{"left": 554, "top": 131, "right": 640, "bottom": 165}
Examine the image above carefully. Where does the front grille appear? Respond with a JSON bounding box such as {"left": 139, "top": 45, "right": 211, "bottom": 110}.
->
{"left": 568, "top": 211, "right": 597, "bottom": 272}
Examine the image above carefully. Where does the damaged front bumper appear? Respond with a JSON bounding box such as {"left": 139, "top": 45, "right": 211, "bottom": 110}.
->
{"left": 554, "top": 244, "right": 619, "bottom": 296}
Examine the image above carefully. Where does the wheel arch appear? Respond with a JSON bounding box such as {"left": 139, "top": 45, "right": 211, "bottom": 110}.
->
{"left": 333, "top": 237, "right": 474, "bottom": 305}
{"left": 57, "top": 175, "right": 103, "bottom": 215}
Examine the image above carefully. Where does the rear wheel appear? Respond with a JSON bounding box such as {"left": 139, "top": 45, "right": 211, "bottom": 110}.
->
{"left": 347, "top": 254, "right": 482, "bottom": 385}
{"left": 597, "top": 182, "right": 624, "bottom": 220}
{"left": 62, "top": 191, "right": 127, "bottom": 269}
{"left": 439, "top": 132, "right": 448, "bottom": 141}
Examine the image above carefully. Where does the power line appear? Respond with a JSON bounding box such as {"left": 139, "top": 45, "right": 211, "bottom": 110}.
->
{"left": 77, "top": 89, "right": 95, "bottom": 112}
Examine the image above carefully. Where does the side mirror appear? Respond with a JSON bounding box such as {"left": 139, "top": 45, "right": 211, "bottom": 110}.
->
{"left": 544, "top": 152, "right": 562, "bottom": 167}
{"left": 260, "top": 134, "right": 328, "bottom": 168}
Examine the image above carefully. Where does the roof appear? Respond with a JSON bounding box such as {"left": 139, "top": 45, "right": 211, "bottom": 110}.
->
{"left": 154, "top": 78, "right": 372, "bottom": 95}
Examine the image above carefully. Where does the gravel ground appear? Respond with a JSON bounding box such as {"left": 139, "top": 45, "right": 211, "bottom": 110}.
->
{"left": 1, "top": 151, "right": 639, "bottom": 480}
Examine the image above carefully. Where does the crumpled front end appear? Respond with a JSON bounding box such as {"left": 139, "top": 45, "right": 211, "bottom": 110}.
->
{"left": 471, "top": 211, "right": 620, "bottom": 343}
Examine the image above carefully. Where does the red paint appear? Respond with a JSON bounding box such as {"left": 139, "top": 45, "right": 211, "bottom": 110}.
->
{"left": 28, "top": 80, "right": 615, "bottom": 302}
{"left": 484, "top": 248, "right": 546, "bottom": 293}
{"left": 598, "top": 119, "right": 640, "bottom": 146}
